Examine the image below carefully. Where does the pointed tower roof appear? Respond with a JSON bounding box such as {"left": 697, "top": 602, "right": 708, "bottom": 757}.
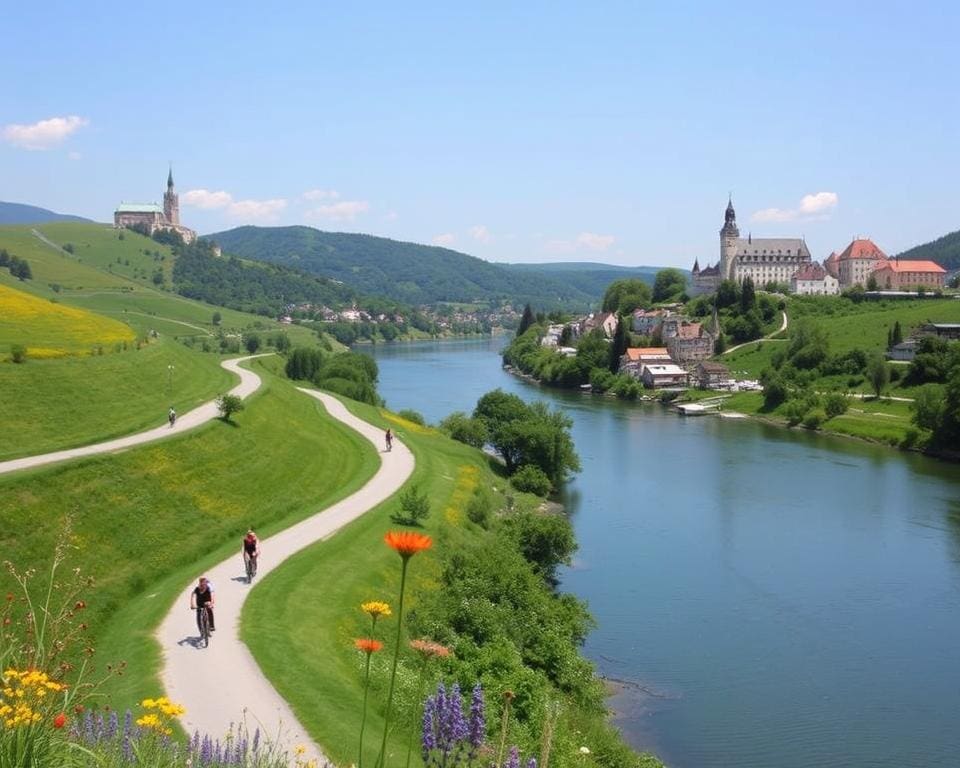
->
{"left": 167, "top": 166, "right": 174, "bottom": 189}
{"left": 692, "top": 258, "right": 700, "bottom": 273}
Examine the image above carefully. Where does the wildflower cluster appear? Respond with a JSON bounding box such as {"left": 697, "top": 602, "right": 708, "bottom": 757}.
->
{"left": 421, "top": 682, "right": 485, "bottom": 767}
{"left": 0, "top": 667, "right": 66, "bottom": 728}
{"left": 135, "top": 695, "right": 186, "bottom": 735}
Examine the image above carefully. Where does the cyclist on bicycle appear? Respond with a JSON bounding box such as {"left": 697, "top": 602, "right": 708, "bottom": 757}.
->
{"left": 168, "top": 407, "right": 177, "bottom": 427}
{"left": 242, "top": 529, "right": 260, "bottom": 579}
{"left": 189, "top": 576, "right": 215, "bottom": 633}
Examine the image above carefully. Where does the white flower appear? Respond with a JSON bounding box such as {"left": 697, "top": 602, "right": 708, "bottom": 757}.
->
{"left": 579, "top": 746, "right": 591, "bottom": 754}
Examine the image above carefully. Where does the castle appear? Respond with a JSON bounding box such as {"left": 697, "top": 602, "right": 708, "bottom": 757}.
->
{"left": 692, "top": 198, "right": 812, "bottom": 293}
{"left": 114, "top": 169, "right": 196, "bottom": 244}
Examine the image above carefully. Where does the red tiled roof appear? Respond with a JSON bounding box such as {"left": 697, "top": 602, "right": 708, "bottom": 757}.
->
{"left": 624, "top": 347, "right": 670, "bottom": 361}
{"left": 875, "top": 260, "right": 945, "bottom": 274}
{"left": 676, "top": 322, "right": 702, "bottom": 339}
{"left": 837, "top": 238, "right": 888, "bottom": 262}
{"left": 794, "top": 264, "right": 826, "bottom": 281}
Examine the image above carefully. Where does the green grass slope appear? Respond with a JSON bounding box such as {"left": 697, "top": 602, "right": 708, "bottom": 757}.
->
{"left": 208, "top": 225, "right": 601, "bottom": 308}
{"left": 0, "top": 358, "right": 379, "bottom": 709}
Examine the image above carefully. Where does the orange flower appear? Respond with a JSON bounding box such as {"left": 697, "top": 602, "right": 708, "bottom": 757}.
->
{"left": 409, "top": 638, "right": 452, "bottom": 659}
{"left": 384, "top": 531, "right": 433, "bottom": 559}
{"left": 53, "top": 712, "right": 67, "bottom": 728}
{"left": 354, "top": 638, "right": 384, "bottom": 654}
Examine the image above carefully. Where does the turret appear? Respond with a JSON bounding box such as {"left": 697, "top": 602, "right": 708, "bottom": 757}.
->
{"left": 163, "top": 166, "right": 180, "bottom": 226}
{"left": 719, "top": 195, "right": 740, "bottom": 281}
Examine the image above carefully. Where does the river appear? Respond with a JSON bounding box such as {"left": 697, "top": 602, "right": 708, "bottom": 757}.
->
{"left": 364, "top": 337, "right": 960, "bottom": 768}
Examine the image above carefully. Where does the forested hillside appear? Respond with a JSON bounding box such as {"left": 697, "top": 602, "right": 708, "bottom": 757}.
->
{"left": 208, "top": 226, "right": 601, "bottom": 308}
{"left": 502, "top": 261, "right": 665, "bottom": 297}
{"left": 897, "top": 228, "right": 960, "bottom": 271}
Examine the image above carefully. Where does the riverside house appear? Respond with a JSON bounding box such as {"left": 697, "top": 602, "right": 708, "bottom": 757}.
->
{"left": 694, "top": 361, "right": 733, "bottom": 389}
{"left": 641, "top": 363, "right": 689, "bottom": 388}
{"left": 618, "top": 347, "right": 672, "bottom": 378}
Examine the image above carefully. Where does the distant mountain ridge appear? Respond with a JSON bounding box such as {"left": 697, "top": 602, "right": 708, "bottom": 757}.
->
{"left": 896, "top": 228, "right": 960, "bottom": 272}
{"left": 0, "top": 201, "right": 91, "bottom": 225}
{"left": 207, "top": 225, "right": 665, "bottom": 308}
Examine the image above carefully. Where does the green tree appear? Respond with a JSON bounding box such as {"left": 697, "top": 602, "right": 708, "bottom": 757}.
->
{"left": 601, "top": 278, "right": 652, "bottom": 313}
{"left": 392, "top": 484, "right": 430, "bottom": 525}
{"left": 216, "top": 393, "right": 245, "bottom": 421}
{"left": 608, "top": 313, "right": 629, "bottom": 373}
{"left": 285, "top": 347, "right": 325, "bottom": 380}
{"left": 652, "top": 268, "right": 687, "bottom": 302}
{"left": 212, "top": 311, "right": 222, "bottom": 326}
{"left": 866, "top": 355, "right": 889, "bottom": 398}
{"left": 891, "top": 320, "right": 903, "bottom": 347}
{"left": 739, "top": 276, "right": 757, "bottom": 312}
{"left": 244, "top": 333, "right": 262, "bottom": 353}
{"left": 866, "top": 274, "right": 879, "bottom": 291}
{"left": 517, "top": 304, "right": 536, "bottom": 337}
{"left": 501, "top": 510, "right": 577, "bottom": 582}
{"left": 439, "top": 411, "right": 488, "bottom": 448}
{"left": 715, "top": 279, "right": 739, "bottom": 308}
{"left": 911, "top": 384, "right": 945, "bottom": 431}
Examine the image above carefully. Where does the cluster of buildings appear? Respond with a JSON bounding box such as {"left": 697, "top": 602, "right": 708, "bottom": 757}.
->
{"left": 114, "top": 170, "right": 197, "bottom": 244}
{"left": 692, "top": 199, "right": 945, "bottom": 296}
{"left": 888, "top": 322, "right": 960, "bottom": 361}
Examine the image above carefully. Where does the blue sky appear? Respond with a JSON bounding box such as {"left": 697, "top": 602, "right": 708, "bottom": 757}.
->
{"left": 2, "top": 1, "right": 958, "bottom": 268}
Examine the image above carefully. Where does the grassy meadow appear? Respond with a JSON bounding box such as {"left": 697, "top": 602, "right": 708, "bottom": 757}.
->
{"left": 0, "top": 357, "right": 379, "bottom": 710}
{"left": 0, "top": 336, "right": 234, "bottom": 460}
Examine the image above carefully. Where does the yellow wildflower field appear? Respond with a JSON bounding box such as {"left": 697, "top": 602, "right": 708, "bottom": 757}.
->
{"left": 444, "top": 464, "right": 479, "bottom": 524}
{"left": 0, "top": 283, "right": 135, "bottom": 356}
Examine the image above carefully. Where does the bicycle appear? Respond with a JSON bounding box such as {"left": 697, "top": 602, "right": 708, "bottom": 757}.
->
{"left": 245, "top": 553, "right": 258, "bottom": 584}
{"left": 196, "top": 605, "right": 212, "bottom": 648}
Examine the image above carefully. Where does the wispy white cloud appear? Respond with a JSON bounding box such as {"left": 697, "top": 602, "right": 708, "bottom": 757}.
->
{"left": 305, "top": 200, "right": 370, "bottom": 222}
{"left": 228, "top": 198, "right": 287, "bottom": 221}
{"left": 752, "top": 191, "right": 838, "bottom": 223}
{"left": 302, "top": 189, "right": 340, "bottom": 201}
{"left": 183, "top": 188, "right": 287, "bottom": 221}
{"left": 432, "top": 233, "right": 456, "bottom": 247}
{"left": 2, "top": 115, "right": 88, "bottom": 150}
{"left": 182, "top": 189, "right": 234, "bottom": 210}
{"left": 576, "top": 232, "right": 615, "bottom": 251}
{"left": 469, "top": 225, "right": 491, "bottom": 243}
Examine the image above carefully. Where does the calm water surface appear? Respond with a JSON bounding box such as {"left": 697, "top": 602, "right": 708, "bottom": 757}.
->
{"left": 365, "top": 338, "right": 960, "bottom": 768}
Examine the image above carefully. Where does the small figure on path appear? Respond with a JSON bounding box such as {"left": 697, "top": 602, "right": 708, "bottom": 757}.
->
{"left": 190, "top": 576, "right": 215, "bottom": 634}
{"left": 385, "top": 428, "right": 393, "bottom": 452}
{"left": 242, "top": 529, "right": 260, "bottom": 583}
{"left": 168, "top": 407, "right": 177, "bottom": 427}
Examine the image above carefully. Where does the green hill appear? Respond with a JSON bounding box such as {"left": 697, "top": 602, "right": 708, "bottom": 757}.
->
{"left": 208, "top": 225, "right": 605, "bottom": 308}
{"left": 896, "top": 228, "right": 960, "bottom": 271}
{"left": 0, "top": 200, "right": 91, "bottom": 224}
{"left": 502, "top": 260, "right": 668, "bottom": 297}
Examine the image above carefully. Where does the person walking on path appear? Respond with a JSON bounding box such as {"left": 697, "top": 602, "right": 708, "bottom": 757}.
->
{"left": 385, "top": 428, "right": 393, "bottom": 452}
{"left": 168, "top": 407, "right": 177, "bottom": 427}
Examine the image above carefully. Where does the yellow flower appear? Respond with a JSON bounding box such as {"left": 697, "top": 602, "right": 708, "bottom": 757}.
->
{"left": 360, "top": 601, "right": 392, "bottom": 619}
{"left": 295, "top": 744, "right": 307, "bottom": 755}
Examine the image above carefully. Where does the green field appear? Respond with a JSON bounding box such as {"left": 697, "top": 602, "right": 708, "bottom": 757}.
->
{"left": 0, "top": 358, "right": 379, "bottom": 710}
{"left": 0, "top": 336, "right": 234, "bottom": 460}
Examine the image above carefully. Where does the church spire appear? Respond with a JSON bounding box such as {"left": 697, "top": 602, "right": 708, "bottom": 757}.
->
{"left": 167, "top": 166, "right": 174, "bottom": 190}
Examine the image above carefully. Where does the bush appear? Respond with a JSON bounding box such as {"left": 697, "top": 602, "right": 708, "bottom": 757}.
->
{"left": 392, "top": 484, "right": 430, "bottom": 525}
{"left": 10, "top": 344, "right": 27, "bottom": 363}
{"left": 803, "top": 408, "right": 826, "bottom": 430}
{"left": 216, "top": 393, "right": 245, "bottom": 421}
{"left": 762, "top": 374, "right": 789, "bottom": 409}
{"left": 465, "top": 488, "right": 493, "bottom": 529}
{"left": 244, "top": 333, "right": 262, "bottom": 353}
{"left": 510, "top": 465, "right": 552, "bottom": 496}
{"left": 397, "top": 409, "right": 425, "bottom": 425}
{"left": 782, "top": 399, "right": 809, "bottom": 426}
{"left": 439, "top": 411, "right": 488, "bottom": 448}
{"left": 824, "top": 393, "right": 849, "bottom": 419}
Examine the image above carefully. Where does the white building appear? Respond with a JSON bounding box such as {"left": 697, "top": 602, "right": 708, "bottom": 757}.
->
{"left": 791, "top": 263, "right": 840, "bottom": 295}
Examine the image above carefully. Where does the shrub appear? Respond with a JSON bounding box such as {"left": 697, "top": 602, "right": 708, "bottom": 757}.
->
{"left": 510, "top": 465, "right": 552, "bottom": 496}
{"left": 244, "top": 333, "right": 261, "bottom": 353}
{"left": 762, "top": 374, "right": 789, "bottom": 409}
{"left": 397, "top": 409, "right": 425, "bottom": 425}
{"left": 824, "top": 393, "right": 849, "bottom": 419}
{"left": 216, "top": 393, "right": 245, "bottom": 421}
{"left": 465, "top": 488, "right": 493, "bottom": 529}
{"left": 439, "top": 411, "right": 488, "bottom": 448}
{"left": 803, "top": 408, "right": 826, "bottom": 430}
{"left": 10, "top": 344, "right": 27, "bottom": 363}
{"left": 782, "top": 399, "right": 809, "bottom": 426}
{"left": 392, "top": 484, "right": 430, "bottom": 525}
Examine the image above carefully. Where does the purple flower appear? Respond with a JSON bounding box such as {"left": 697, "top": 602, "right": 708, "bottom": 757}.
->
{"left": 504, "top": 746, "right": 520, "bottom": 768}
{"left": 527, "top": 759, "right": 538, "bottom": 768}
{"left": 106, "top": 711, "right": 118, "bottom": 739}
{"left": 422, "top": 694, "right": 436, "bottom": 762}
{"left": 468, "top": 683, "right": 485, "bottom": 755}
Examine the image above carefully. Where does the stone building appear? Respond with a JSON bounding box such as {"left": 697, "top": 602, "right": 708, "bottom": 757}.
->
{"left": 870, "top": 259, "right": 945, "bottom": 291}
{"left": 692, "top": 198, "right": 812, "bottom": 293}
{"left": 834, "top": 238, "right": 888, "bottom": 288}
{"left": 114, "top": 169, "right": 197, "bottom": 244}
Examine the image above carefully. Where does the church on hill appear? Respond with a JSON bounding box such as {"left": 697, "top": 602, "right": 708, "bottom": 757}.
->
{"left": 114, "top": 169, "right": 196, "bottom": 244}
{"left": 692, "top": 197, "right": 812, "bottom": 294}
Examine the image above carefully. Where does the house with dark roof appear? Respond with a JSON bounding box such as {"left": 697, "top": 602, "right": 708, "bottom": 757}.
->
{"left": 791, "top": 262, "right": 839, "bottom": 295}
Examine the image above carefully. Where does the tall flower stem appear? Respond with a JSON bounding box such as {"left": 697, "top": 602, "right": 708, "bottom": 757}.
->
{"left": 376, "top": 557, "right": 409, "bottom": 768}
{"left": 495, "top": 692, "right": 514, "bottom": 768}
{"left": 358, "top": 651, "right": 373, "bottom": 768}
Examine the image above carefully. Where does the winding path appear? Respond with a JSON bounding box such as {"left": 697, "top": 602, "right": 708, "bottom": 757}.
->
{"left": 157, "top": 389, "right": 415, "bottom": 765}
{"left": 0, "top": 354, "right": 270, "bottom": 476}
{"left": 723, "top": 310, "right": 789, "bottom": 356}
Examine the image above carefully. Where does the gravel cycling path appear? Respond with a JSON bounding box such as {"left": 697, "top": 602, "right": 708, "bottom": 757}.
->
{"left": 157, "top": 389, "right": 415, "bottom": 765}
{"left": 0, "top": 354, "right": 272, "bottom": 476}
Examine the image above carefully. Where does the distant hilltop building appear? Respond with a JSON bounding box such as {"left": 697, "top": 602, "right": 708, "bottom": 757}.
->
{"left": 114, "top": 169, "right": 196, "bottom": 244}
{"left": 692, "top": 198, "right": 812, "bottom": 293}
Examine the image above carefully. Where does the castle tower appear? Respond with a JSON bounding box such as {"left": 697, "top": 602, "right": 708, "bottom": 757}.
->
{"left": 719, "top": 196, "right": 740, "bottom": 282}
{"left": 163, "top": 167, "right": 180, "bottom": 226}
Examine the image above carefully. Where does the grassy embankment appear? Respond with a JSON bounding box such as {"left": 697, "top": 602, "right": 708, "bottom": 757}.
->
{"left": 707, "top": 296, "right": 960, "bottom": 445}
{"left": 0, "top": 357, "right": 379, "bottom": 710}
{"left": 0, "top": 223, "right": 330, "bottom": 457}
{"left": 243, "top": 400, "right": 664, "bottom": 768}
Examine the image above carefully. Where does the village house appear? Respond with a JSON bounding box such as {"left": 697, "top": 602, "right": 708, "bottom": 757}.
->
{"left": 887, "top": 340, "right": 920, "bottom": 361}
{"left": 871, "top": 260, "right": 946, "bottom": 291}
{"left": 664, "top": 320, "right": 714, "bottom": 364}
{"left": 580, "top": 311, "right": 619, "bottom": 338}
{"left": 791, "top": 263, "right": 840, "bottom": 295}
{"left": 694, "top": 361, "right": 733, "bottom": 389}
{"left": 641, "top": 363, "right": 689, "bottom": 388}
{"left": 918, "top": 323, "right": 960, "bottom": 340}
{"left": 618, "top": 347, "right": 672, "bottom": 378}
{"left": 631, "top": 308, "right": 671, "bottom": 336}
